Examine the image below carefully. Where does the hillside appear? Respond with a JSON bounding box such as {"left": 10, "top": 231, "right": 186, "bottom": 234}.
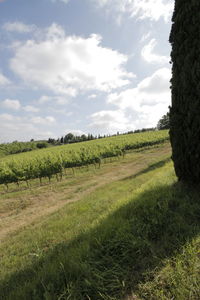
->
{"left": 0, "top": 140, "right": 199, "bottom": 299}
{"left": 0, "top": 130, "right": 168, "bottom": 187}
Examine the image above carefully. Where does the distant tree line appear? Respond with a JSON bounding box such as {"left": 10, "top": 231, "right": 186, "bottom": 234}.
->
{"left": 47, "top": 128, "right": 159, "bottom": 146}
{"left": 47, "top": 133, "right": 96, "bottom": 145}
{"left": 0, "top": 113, "right": 169, "bottom": 156}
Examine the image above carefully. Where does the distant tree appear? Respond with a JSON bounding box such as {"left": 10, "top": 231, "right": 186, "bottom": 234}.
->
{"left": 36, "top": 142, "right": 48, "bottom": 149}
{"left": 87, "top": 134, "right": 94, "bottom": 141}
{"left": 56, "top": 138, "right": 62, "bottom": 145}
{"left": 169, "top": 0, "right": 200, "bottom": 183}
{"left": 48, "top": 138, "right": 55, "bottom": 144}
{"left": 157, "top": 112, "right": 170, "bottom": 130}
{"left": 64, "top": 133, "right": 74, "bottom": 144}
{"left": 81, "top": 134, "right": 87, "bottom": 141}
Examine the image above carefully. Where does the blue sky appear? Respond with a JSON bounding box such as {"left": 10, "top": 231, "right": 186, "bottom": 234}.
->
{"left": 0, "top": 0, "right": 174, "bottom": 142}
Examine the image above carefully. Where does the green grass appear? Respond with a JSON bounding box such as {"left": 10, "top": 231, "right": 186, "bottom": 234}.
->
{"left": 138, "top": 237, "right": 200, "bottom": 300}
{"left": 0, "top": 146, "right": 200, "bottom": 299}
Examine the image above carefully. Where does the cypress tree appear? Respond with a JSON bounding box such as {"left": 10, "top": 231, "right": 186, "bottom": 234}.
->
{"left": 169, "top": 0, "right": 200, "bottom": 183}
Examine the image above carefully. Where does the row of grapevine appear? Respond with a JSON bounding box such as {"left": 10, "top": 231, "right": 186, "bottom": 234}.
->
{"left": 0, "top": 130, "right": 169, "bottom": 186}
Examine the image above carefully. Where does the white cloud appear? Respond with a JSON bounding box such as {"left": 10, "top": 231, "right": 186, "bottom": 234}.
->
{"left": 38, "top": 95, "right": 52, "bottom": 104}
{"left": 31, "top": 116, "right": 56, "bottom": 125}
{"left": 50, "top": 109, "right": 73, "bottom": 116}
{"left": 46, "top": 116, "right": 56, "bottom": 123}
{"left": 63, "top": 129, "right": 86, "bottom": 136}
{"left": 3, "top": 22, "right": 36, "bottom": 33}
{"left": 0, "top": 113, "right": 14, "bottom": 121}
{"left": 140, "top": 32, "right": 152, "bottom": 43}
{"left": 89, "top": 110, "right": 133, "bottom": 133}
{"left": 0, "top": 73, "right": 10, "bottom": 85}
{"left": 137, "top": 67, "right": 171, "bottom": 96}
{"left": 92, "top": 0, "right": 174, "bottom": 23}
{"left": 130, "top": 0, "right": 173, "bottom": 22}
{"left": 106, "top": 68, "right": 171, "bottom": 129}
{"left": 45, "top": 23, "right": 65, "bottom": 40}
{"left": 0, "top": 114, "right": 54, "bottom": 142}
{"left": 23, "top": 105, "right": 39, "bottom": 113}
{"left": 108, "top": 68, "right": 171, "bottom": 108}
{"left": 2, "top": 99, "right": 21, "bottom": 110}
{"left": 51, "top": 0, "right": 70, "bottom": 4}
{"left": 141, "top": 39, "right": 169, "bottom": 64}
{"left": 88, "top": 94, "right": 97, "bottom": 99}
{"left": 38, "top": 94, "right": 69, "bottom": 105}
{"left": 10, "top": 24, "right": 134, "bottom": 96}
{"left": 1, "top": 99, "right": 40, "bottom": 113}
{"left": 54, "top": 96, "right": 69, "bottom": 105}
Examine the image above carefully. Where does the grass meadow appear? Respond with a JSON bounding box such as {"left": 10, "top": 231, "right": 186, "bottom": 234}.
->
{"left": 0, "top": 143, "right": 199, "bottom": 299}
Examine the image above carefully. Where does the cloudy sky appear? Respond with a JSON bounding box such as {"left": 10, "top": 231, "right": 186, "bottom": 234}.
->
{"left": 0, "top": 0, "right": 174, "bottom": 142}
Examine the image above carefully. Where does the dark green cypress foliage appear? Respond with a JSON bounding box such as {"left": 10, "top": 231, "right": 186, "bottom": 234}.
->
{"left": 169, "top": 0, "right": 200, "bottom": 183}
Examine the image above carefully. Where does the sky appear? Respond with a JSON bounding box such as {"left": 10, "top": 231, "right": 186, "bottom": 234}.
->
{"left": 0, "top": 0, "right": 174, "bottom": 142}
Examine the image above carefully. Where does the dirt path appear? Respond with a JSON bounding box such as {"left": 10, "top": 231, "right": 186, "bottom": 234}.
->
{"left": 0, "top": 144, "right": 171, "bottom": 241}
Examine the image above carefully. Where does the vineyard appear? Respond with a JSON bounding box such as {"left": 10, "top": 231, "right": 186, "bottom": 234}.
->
{"left": 0, "top": 141, "right": 49, "bottom": 158}
{"left": 0, "top": 130, "right": 169, "bottom": 187}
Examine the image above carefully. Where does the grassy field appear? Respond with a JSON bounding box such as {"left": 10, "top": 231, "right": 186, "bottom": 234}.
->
{"left": 0, "top": 142, "right": 200, "bottom": 299}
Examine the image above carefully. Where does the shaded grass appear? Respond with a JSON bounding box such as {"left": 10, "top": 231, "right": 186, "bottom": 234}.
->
{"left": 121, "top": 157, "right": 171, "bottom": 181}
{"left": 137, "top": 236, "right": 200, "bottom": 300}
{"left": 0, "top": 161, "right": 200, "bottom": 299}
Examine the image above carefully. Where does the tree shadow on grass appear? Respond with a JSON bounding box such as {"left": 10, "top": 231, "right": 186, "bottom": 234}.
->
{"left": 121, "top": 157, "right": 171, "bottom": 181}
{"left": 1, "top": 173, "right": 200, "bottom": 300}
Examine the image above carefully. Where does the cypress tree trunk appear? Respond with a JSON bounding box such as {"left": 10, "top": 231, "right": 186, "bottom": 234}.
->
{"left": 169, "top": 0, "right": 200, "bottom": 183}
